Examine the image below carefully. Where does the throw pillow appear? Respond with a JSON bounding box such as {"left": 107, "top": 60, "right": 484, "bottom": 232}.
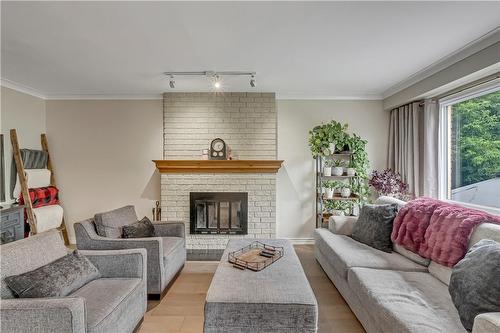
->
{"left": 449, "top": 239, "right": 500, "bottom": 331}
{"left": 94, "top": 205, "right": 138, "bottom": 238}
{"left": 351, "top": 203, "right": 398, "bottom": 252}
{"left": 122, "top": 216, "right": 156, "bottom": 238}
{"left": 5, "top": 251, "right": 100, "bottom": 298}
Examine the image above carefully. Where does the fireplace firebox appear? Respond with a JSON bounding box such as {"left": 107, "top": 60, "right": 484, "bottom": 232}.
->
{"left": 190, "top": 192, "right": 248, "bottom": 235}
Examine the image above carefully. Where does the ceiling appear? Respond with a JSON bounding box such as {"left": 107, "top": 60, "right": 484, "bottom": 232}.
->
{"left": 2, "top": 1, "right": 500, "bottom": 99}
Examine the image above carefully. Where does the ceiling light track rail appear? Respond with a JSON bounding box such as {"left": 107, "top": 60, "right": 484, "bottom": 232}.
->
{"left": 164, "top": 71, "right": 257, "bottom": 89}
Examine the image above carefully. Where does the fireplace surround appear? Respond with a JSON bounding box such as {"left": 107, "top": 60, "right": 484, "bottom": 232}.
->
{"left": 190, "top": 192, "right": 248, "bottom": 235}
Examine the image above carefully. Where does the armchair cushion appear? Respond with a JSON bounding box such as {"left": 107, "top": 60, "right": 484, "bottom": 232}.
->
{"left": 94, "top": 205, "right": 137, "bottom": 238}
{"left": 69, "top": 277, "right": 146, "bottom": 333}
{"left": 5, "top": 250, "right": 100, "bottom": 298}
{"left": 123, "top": 216, "right": 156, "bottom": 238}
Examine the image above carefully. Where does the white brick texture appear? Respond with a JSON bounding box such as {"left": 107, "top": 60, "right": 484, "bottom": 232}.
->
{"left": 161, "top": 174, "right": 276, "bottom": 249}
{"left": 163, "top": 92, "right": 276, "bottom": 160}
{"left": 162, "top": 92, "right": 277, "bottom": 249}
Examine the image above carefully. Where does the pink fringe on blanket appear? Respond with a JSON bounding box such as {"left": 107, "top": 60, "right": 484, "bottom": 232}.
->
{"left": 391, "top": 198, "right": 500, "bottom": 267}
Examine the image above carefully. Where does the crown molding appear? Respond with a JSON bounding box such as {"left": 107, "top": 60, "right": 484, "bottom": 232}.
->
{"left": 1, "top": 78, "right": 47, "bottom": 99}
{"left": 276, "top": 92, "right": 382, "bottom": 100}
{"left": 382, "top": 26, "right": 500, "bottom": 99}
{"left": 45, "top": 93, "right": 163, "bottom": 100}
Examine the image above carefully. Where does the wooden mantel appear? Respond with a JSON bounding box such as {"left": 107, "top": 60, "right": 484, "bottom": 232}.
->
{"left": 153, "top": 160, "right": 283, "bottom": 174}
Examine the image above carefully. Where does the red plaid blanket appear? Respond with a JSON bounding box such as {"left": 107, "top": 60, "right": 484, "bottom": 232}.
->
{"left": 18, "top": 186, "right": 60, "bottom": 208}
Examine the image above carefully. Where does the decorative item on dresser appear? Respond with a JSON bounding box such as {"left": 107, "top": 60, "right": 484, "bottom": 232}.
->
{"left": 0, "top": 204, "right": 24, "bottom": 244}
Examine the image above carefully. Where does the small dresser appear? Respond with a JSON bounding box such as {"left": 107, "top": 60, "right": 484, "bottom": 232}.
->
{"left": 0, "top": 204, "right": 24, "bottom": 244}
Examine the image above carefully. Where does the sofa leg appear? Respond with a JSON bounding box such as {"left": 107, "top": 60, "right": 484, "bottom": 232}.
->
{"left": 147, "top": 264, "right": 185, "bottom": 301}
{"left": 132, "top": 317, "right": 144, "bottom": 333}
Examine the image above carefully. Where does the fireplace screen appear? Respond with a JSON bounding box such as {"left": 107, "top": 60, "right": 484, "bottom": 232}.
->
{"left": 190, "top": 192, "right": 248, "bottom": 234}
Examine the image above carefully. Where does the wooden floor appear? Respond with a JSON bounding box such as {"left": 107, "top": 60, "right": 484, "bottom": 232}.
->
{"left": 138, "top": 245, "right": 365, "bottom": 333}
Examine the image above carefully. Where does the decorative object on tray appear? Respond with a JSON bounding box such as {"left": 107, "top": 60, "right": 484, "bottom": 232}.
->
{"left": 228, "top": 241, "right": 284, "bottom": 271}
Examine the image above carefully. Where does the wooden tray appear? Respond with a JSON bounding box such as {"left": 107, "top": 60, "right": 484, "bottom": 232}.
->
{"left": 228, "top": 241, "right": 284, "bottom": 271}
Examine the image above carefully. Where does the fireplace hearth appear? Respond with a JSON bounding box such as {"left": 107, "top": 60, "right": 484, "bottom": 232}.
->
{"left": 190, "top": 192, "right": 248, "bottom": 235}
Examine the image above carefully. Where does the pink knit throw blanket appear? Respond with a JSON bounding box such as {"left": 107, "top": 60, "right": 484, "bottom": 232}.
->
{"left": 391, "top": 198, "right": 500, "bottom": 267}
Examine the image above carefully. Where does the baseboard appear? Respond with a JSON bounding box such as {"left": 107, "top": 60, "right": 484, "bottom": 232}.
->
{"left": 286, "top": 238, "right": 314, "bottom": 245}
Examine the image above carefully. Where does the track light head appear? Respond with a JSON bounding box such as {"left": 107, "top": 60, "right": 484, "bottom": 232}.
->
{"left": 169, "top": 75, "right": 175, "bottom": 89}
{"left": 214, "top": 75, "right": 221, "bottom": 89}
{"left": 250, "top": 75, "right": 256, "bottom": 88}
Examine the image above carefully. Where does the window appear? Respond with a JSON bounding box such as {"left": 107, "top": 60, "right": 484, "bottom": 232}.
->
{"left": 439, "top": 81, "right": 500, "bottom": 209}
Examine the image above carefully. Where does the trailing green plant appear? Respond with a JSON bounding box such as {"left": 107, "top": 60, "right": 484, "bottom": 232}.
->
{"left": 324, "top": 159, "right": 335, "bottom": 168}
{"left": 324, "top": 180, "right": 345, "bottom": 189}
{"left": 308, "top": 120, "right": 348, "bottom": 157}
{"left": 331, "top": 159, "right": 346, "bottom": 167}
{"left": 324, "top": 200, "right": 351, "bottom": 214}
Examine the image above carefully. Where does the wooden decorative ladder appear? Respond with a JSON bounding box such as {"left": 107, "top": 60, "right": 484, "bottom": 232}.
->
{"left": 10, "top": 129, "right": 69, "bottom": 244}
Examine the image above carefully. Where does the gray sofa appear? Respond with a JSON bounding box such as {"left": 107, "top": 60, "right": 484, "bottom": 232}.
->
{"left": 314, "top": 196, "right": 500, "bottom": 333}
{"left": 74, "top": 206, "right": 186, "bottom": 297}
{"left": 0, "top": 230, "right": 147, "bottom": 333}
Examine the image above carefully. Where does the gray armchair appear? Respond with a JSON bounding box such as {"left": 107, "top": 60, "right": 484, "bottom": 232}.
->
{"left": 0, "top": 230, "right": 147, "bottom": 333}
{"left": 74, "top": 206, "right": 186, "bottom": 298}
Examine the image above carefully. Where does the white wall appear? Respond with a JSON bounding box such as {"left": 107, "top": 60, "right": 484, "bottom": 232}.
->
{"left": 1, "top": 86, "right": 46, "bottom": 204}
{"left": 45, "top": 100, "right": 163, "bottom": 243}
{"left": 276, "top": 100, "right": 388, "bottom": 241}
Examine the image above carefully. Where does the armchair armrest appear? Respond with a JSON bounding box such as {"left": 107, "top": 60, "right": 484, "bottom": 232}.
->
{"left": 79, "top": 248, "right": 147, "bottom": 279}
{"left": 473, "top": 312, "right": 500, "bottom": 333}
{"left": 153, "top": 221, "right": 185, "bottom": 238}
{"left": 328, "top": 216, "right": 358, "bottom": 236}
{"left": 1, "top": 297, "right": 86, "bottom": 333}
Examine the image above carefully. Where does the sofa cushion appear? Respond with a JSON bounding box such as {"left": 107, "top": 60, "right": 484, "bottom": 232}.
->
{"left": 1, "top": 230, "right": 68, "bottom": 299}
{"left": 122, "top": 217, "right": 156, "bottom": 238}
{"left": 348, "top": 267, "right": 467, "bottom": 333}
{"left": 351, "top": 203, "right": 398, "bottom": 252}
{"left": 394, "top": 244, "right": 431, "bottom": 266}
{"left": 428, "top": 261, "right": 452, "bottom": 286}
{"left": 469, "top": 223, "right": 500, "bottom": 248}
{"left": 94, "top": 206, "right": 138, "bottom": 238}
{"left": 449, "top": 239, "right": 500, "bottom": 331}
{"left": 314, "top": 228, "right": 427, "bottom": 280}
{"left": 70, "top": 278, "right": 145, "bottom": 333}
{"left": 5, "top": 251, "right": 100, "bottom": 298}
{"left": 162, "top": 237, "right": 184, "bottom": 258}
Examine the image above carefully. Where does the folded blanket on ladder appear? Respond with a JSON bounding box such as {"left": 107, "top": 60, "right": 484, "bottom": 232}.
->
{"left": 19, "top": 186, "right": 59, "bottom": 208}
{"left": 391, "top": 198, "right": 500, "bottom": 267}
{"left": 13, "top": 169, "right": 52, "bottom": 199}
{"left": 32, "top": 205, "right": 64, "bottom": 234}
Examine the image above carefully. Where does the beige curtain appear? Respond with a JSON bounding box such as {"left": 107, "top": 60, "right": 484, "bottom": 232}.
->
{"left": 388, "top": 100, "right": 438, "bottom": 197}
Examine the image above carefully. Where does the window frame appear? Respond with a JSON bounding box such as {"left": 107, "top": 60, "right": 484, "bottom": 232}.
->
{"left": 438, "top": 79, "right": 500, "bottom": 212}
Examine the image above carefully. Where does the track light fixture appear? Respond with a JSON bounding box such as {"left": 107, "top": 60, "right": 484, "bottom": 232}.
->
{"left": 214, "top": 75, "right": 221, "bottom": 89}
{"left": 163, "top": 71, "right": 256, "bottom": 89}
{"left": 250, "top": 75, "right": 256, "bottom": 88}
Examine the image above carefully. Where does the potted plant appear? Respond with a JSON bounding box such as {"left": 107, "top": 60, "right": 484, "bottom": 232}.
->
{"left": 324, "top": 180, "right": 336, "bottom": 199}
{"left": 323, "top": 159, "right": 334, "bottom": 177}
{"left": 331, "top": 159, "right": 345, "bottom": 176}
{"left": 369, "top": 169, "right": 410, "bottom": 200}
{"left": 346, "top": 161, "right": 356, "bottom": 177}
{"left": 308, "top": 121, "right": 348, "bottom": 157}
{"left": 340, "top": 184, "right": 352, "bottom": 198}
{"left": 325, "top": 200, "right": 348, "bottom": 216}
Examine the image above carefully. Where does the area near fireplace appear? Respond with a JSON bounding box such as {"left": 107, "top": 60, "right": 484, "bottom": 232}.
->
{"left": 159, "top": 92, "right": 281, "bottom": 250}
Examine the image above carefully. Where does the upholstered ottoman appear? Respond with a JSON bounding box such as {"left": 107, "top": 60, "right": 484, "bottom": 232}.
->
{"left": 204, "top": 239, "right": 318, "bottom": 333}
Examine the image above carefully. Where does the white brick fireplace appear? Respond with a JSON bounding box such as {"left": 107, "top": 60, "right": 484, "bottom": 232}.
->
{"left": 160, "top": 92, "right": 279, "bottom": 250}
